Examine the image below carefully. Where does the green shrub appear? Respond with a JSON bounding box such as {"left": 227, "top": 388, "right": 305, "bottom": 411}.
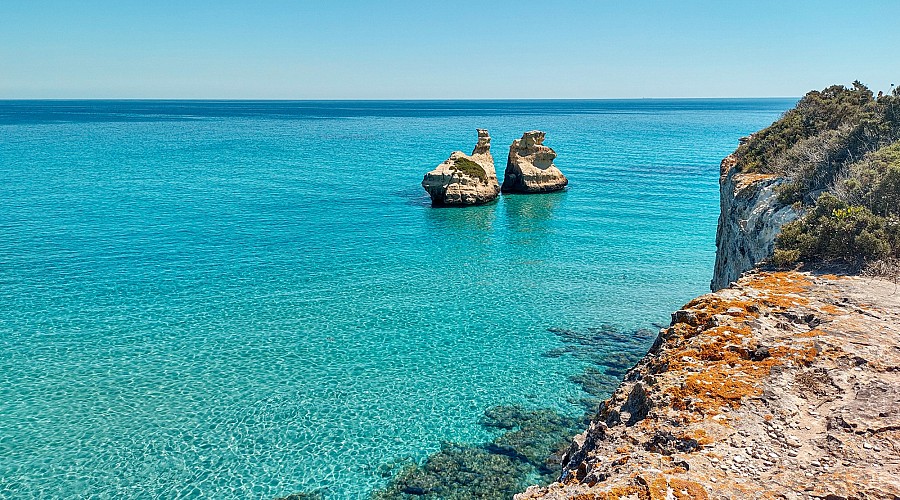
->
{"left": 772, "top": 248, "right": 801, "bottom": 268}
{"left": 451, "top": 157, "right": 487, "bottom": 182}
{"left": 736, "top": 82, "right": 900, "bottom": 195}
{"left": 776, "top": 193, "right": 900, "bottom": 264}
{"left": 839, "top": 141, "right": 900, "bottom": 216}
{"left": 747, "top": 83, "right": 900, "bottom": 268}
{"left": 737, "top": 82, "right": 875, "bottom": 173}
{"left": 775, "top": 181, "right": 803, "bottom": 205}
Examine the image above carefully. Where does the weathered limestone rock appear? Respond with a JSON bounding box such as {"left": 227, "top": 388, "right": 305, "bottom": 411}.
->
{"left": 421, "top": 129, "right": 499, "bottom": 206}
{"left": 501, "top": 131, "right": 568, "bottom": 193}
{"left": 711, "top": 153, "right": 801, "bottom": 291}
{"left": 517, "top": 271, "right": 900, "bottom": 499}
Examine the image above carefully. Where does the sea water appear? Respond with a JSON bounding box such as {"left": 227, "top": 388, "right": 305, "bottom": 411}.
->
{"left": 0, "top": 99, "right": 793, "bottom": 498}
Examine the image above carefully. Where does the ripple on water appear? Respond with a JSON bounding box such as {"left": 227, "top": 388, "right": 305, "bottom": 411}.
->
{"left": 0, "top": 99, "right": 793, "bottom": 498}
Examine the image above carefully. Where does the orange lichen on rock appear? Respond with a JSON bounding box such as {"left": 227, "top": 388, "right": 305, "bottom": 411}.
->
{"left": 668, "top": 478, "right": 709, "bottom": 500}
{"left": 660, "top": 272, "right": 824, "bottom": 417}
{"left": 743, "top": 272, "right": 811, "bottom": 308}
{"left": 582, "top": 485, "right": 642, "bottom": 500}
{"left": 669, "top": 338, "right": 819, "bottom": 416}
{"left": 795, "top": 328, "right": 824, "bottom": 338}
{"left": 735, "top": 173, "right": 777, "bottom": 192}
{"left": 744, "top": 271, "right": 811, "bottom": 294}
{"left": 678, "top": 296, "right": 757, "bottom": 326}
{"left": 636, "top": 474, "right": 669, "bottom": 500}
{"left": 819, "top": 304, "right": 844, "bottom": 315}
{"left": 632, "top": 474, "right": 709, "bottom": 500}
{"left": 683, "top": 428, "right": 714, "bottom": 445}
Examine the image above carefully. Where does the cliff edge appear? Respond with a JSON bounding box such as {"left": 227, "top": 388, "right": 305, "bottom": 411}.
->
{"left": 710, "top": 153, "right": 799, "bottom": 292}
{"left": 518, "top": 271, "right": 900, "bottom": 499}
{"left": 516, "top": 82, "right": 900, "bottom": 500}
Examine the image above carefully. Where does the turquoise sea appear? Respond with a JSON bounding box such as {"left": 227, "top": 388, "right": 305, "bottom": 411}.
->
{"left": 0, "top": 99, "right": 793, "bottom": 498}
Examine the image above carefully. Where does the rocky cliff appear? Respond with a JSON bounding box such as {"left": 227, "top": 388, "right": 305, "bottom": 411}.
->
{"left": 501, "top": 131, "right": 568, "bottom": 194}
{"left": 711, "top": 153, "right": 800, "bottom": 292}
{"left": 518, "top": 270, "right": 900, "bottom": 499}
{"left": 422, "top": 129, "right": 500, "bottom": 206}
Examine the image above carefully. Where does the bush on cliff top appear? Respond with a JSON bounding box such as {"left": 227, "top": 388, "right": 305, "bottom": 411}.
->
{"left": 451, "top": 157, "right": 488, "bottom": 182}
{"left": 746, "top": 81, "right": 900, "bottom": 267}
{"left": 736, "top": 82, "right": 900, "bottom": 191}
{"left": 775, "top": 139, "right": 900, "bottom": 266}
{"left": 776, "top": 192, "right": 900, "bottom": 265}
{"left": 835, "top": 141, "right": 900, "bottom": 217}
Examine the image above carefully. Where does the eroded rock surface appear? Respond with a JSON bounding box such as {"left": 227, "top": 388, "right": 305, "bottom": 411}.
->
{"left": 501, "top": 131, "right": 568, "bottom": 193}
{"left": 518, "top": 271, "right": 900, "bottom": 500}
{"left": 422, "top": 129, "right": 500, "bottom": 206}
{"left": 711, "top": 153, "right": 800, "bottom": 291}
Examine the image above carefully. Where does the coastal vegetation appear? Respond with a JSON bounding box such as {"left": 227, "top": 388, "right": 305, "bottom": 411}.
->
{"left": 450, "top": 157, "right": 488, "bottom": 182}
{"left": 734, "top": 82, "right": 900, "bottom": 267}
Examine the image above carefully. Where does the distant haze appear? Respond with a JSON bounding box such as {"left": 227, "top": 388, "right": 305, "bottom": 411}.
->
{"left": 1, "top": 0, "right": 897, "bottom": 99}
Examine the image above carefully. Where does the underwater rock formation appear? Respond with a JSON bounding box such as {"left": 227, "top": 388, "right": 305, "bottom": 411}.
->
{"left": 370, "top": 325, "right": 656, "bottom": 500}
{"left": 501, "top": 131, "right": 568, "bottom": 194}
{"left": 371, "top": 407, "right": 582, "bottom": 500}
{"left": 421, "top": 129, "right": 500, "bottom": 206}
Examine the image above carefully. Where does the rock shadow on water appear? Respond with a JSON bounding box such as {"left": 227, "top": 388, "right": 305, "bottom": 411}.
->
{"left": 369, "top": 323, "right": 658, "bottom": 499}
{"left": 422, "top": 200, "right": 498, "bottom": 234}
{"left": 397, "top": 187, "right": 438, "bottom": 208}
{"left": 501, "top": 190, "right": 565, "bottom": 236}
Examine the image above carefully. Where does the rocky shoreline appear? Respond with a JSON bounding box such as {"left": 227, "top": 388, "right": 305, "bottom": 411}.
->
{"left": 517, "top": 270, "right": 900, "bottom": 499}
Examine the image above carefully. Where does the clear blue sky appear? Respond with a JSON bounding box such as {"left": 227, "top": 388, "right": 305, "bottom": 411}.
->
{"left": 1, "top": 0, "right": 897, "bottom": 99}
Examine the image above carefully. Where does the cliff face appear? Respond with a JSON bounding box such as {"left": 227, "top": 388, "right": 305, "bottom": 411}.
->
{"left": 711, "top": 154, "right": 800, "bottom": 291}
{"left": 518, "top": 271, "right": 900, "bottom": 499}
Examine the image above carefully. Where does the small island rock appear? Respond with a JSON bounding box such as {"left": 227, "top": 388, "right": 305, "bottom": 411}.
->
{"left": 501, "top": 131, "right": 568, "bottom": 193}
{"left": 422, "top": 129, "right": 500, "bottom": 206}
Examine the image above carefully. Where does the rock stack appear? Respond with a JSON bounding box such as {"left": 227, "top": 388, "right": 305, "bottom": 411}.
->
{"left": 501, "top": 131, "right": 568, "bottom": 194}
{"left": 421, "top": 129, "right": 500, "bottom": 206}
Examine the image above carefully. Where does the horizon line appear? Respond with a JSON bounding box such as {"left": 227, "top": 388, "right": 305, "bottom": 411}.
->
{"left": 0, "top": 96, "right": 801, "bottom": 102}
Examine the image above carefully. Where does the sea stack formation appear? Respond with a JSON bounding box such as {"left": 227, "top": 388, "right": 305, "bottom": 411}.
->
{"left": 421, "top": 129, "right": 500, "bottom": 206}
{"left": 501, "top": 131, "right": 568, "bottom": 193}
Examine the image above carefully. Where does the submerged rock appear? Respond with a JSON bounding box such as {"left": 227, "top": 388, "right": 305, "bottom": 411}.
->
{"left": 421, "top": 129, "right": 500, "bottom": 206}
{"left": 370, "top": 325, "right": 657, "bottom": 500}
{"left": 372, "top": 405, "right": 585, "bottom": 500}
{"left": 372, "top": 442, "right": 530, "bottom": 500}
{"left": 501, "top": 131, "right": 568, "bottom": 194}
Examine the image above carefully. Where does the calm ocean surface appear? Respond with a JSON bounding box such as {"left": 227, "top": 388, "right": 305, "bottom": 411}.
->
{"left": 0, "top": 99, "right": 793, "bottom": 498}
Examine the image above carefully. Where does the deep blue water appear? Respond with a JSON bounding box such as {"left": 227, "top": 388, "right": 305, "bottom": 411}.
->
{"left": 0, "top": 99, "right": 793, "bottom": 498}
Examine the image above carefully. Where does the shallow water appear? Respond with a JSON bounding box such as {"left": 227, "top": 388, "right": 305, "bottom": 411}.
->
{"left": 0, "top": 99, "right": 792, "bottom": 498}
